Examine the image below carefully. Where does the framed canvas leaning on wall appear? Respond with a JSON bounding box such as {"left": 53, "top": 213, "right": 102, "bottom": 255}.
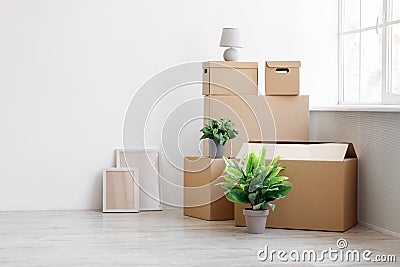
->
{"left": 115, "top": 149, "right": 162, "bottom": 211}
{"left": 103, "top": 168, "right": 140, "bottom": 213}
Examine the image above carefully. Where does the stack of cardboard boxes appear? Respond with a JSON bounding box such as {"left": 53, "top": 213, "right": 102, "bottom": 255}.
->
{"left": 202, "top": 61, "right": 309, "bottom": 157}
{"left": 184, "top": 61, "right": 358, "bottom": 231}
{"left": 184, "top": 61, "right": 308, "bottom": 220}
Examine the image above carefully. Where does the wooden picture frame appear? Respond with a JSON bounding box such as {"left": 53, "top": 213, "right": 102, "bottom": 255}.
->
{"left": 115, "top": 149, "right": 162, "bottom": 211}
{"left": 103, "top": 168, "right": 140, "bottom": 213}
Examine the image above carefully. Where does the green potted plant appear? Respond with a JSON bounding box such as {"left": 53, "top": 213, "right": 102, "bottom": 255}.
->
{"left": 219, "top": 147, "right": 293, "bottom": 234}
{"left": 200, "top": 118, "right": 238, "bottom": 158}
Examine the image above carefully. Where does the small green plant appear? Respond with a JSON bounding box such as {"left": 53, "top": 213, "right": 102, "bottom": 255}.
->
{"left": 219, "top": 147, "right": 293, "bottom": 210}
{"left": 200, "top": 118, "right": 238, "bottom": 145}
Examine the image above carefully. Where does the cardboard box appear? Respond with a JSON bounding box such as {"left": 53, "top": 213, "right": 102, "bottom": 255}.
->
{"left": 234, "top": 203, "right": 250, "bottom": 227}
{"left": 203, "top": 95, "right": 309, "bottom": 157}
{"left": 202, "top": 61, "right": 258, "bottom": 95}
{"left": 265, "top": 61, "right": 300, "bottom": 95}
{"left": 234, "top": 142, "right": 358, "bottom": 232}
{"left": 184, "top": 157, "right": 234, "bottom": 220}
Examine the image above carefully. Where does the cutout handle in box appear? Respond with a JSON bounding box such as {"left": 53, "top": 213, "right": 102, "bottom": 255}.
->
{"left": 276, "top": 68, "right": 290, "bottom": 74}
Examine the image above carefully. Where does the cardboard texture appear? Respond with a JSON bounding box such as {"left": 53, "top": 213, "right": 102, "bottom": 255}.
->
{"left": 234, "top": 142, "right": 358, "bottom": 232}
{"left": 202, "top": 61, "right": 258, "bottom": 95}
{"left": 184, "top": 157, "right": 234, "bottom": 220}
{"left": 265, "top": 61, "right": 300, "bottom": 95}
{"left": 203, "top": 95, "right": 309, "bottom": 157}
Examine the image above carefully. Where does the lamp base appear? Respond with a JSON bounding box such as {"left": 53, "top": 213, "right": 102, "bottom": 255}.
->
{"left": 223, "top": 47, "right": 239, "bottom": 61}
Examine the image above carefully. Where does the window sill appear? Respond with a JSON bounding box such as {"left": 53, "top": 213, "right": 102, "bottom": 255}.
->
{"left": 310, "top": 105, "right": 400, "bottom": 112}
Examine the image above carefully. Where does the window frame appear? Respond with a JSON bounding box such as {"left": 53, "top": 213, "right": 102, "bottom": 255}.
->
{"left": 338, "top": 0, "right": 400, "bottom": 105}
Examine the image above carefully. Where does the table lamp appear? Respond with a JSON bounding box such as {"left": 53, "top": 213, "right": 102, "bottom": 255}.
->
{"left": 219, "top": 28, "right": 243, "bottom": 61}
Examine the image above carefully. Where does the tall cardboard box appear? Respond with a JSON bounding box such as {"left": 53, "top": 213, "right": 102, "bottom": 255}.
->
{"left": 184, "top": 157, "right": 233, "bottom": 220}
{"left": 203, "top": 95, "right": 309, "bottom": 157}
{"left": 234, "top": 142, "right": 358, "bottom": 232}
{"left": 265, "top": 61, "right": 300, "bottom": 95}
{"left": 202, "top": 61, "right": 258, "bottom": 95}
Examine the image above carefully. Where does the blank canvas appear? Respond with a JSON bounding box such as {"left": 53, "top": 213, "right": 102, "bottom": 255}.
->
{"left": 103, "top": 168, "right": 140, "bottom": 213}
{"left": 115, "top": 149, "right": 162, "bottom": 211}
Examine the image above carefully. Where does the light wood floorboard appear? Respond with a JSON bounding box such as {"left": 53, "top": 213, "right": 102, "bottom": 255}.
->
{"left": 0, "top": 209, "right": 398, "bottom": 266}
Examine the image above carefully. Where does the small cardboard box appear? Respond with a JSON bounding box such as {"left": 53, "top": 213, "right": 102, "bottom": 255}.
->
{"left": 234, "top": 142, "right": 358, "bottom": 232}
{"left": 184, "top": 157, "right": 234, "bottom": 220}
{"left": 202, "top": 61, "right": 258, "bottom": 95}
{"left": 203, "top": 95, "right": 309, "bottom": 157}
{"left": 265, "top": 61, "right": 300, "bottom": 95}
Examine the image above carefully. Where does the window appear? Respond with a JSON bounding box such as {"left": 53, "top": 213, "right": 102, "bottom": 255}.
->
{"left": 339, "top": 0, "right": 400, "bottom": 104}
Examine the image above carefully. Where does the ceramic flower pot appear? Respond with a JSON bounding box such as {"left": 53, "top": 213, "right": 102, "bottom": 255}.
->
{"left": 243, "top": 208, "right": 269, "bottom": 234}
{"left": 208, "top": 139, "right": 226, "bottom": 158}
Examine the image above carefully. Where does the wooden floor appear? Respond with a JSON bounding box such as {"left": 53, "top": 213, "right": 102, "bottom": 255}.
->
{"left": 0, "top": 209, "right": 398, "bottom": 266}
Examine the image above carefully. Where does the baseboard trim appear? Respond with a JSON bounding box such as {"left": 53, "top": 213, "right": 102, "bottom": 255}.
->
{"left": 358, "top": 220, "right": 400, "bottom": 239}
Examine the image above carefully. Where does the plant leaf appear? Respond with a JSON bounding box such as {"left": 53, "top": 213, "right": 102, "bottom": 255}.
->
{"left": 266, "top": 156, "right": 281, "bottom": 173}
{"left": 218, "top": 181, "right": 236, "bottom": 190}
{"left": 223, "top": 156, "right": 233, "bottom": 167}
{"left": 224, "top": 167, "right": 243, "bottom": 180}
{"left": 218, "top": 146, "right": 293, "bottom": 211}
{"left": 246, "top": 152, "right": 255, "bottom": 175}
{"left": 268, "top": 166, "right": 283, "bottom": 179}
{"left": 252, "top": 201, "right": 268, "bottom": 210}
{"left": 267, "top": 181, "right": 293, "bottom": 199}
{"left": 225, "top": 188, "right": 250, "bottom": 204}
{"left": 248, "top": 192, "right": 257, "bottom": 205}
{"left": 267, "top": 175, "right": 287, "bottom": 186}
{"left": 199, "top": 118, "right": 238, "bottom": 144}
{"left": 248, "top": 175, "right": 263, "bottom": 193}
{"left": 257, "top": 147, "right": 267, "bottom": 168}
{"left": 269, "top": 203, "right": 276, "bottom": 211}
{"left": 222, "top": 174, "right": 239, "bottom": 183}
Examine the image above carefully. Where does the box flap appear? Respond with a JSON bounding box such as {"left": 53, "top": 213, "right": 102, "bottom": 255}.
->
{"left": 345, "top": 143, "right": 357, "bottom": 158}
{"left": 239, "top": 142, "right": 356, "bottom": 161}
{"left": 309, "top": 143, "right": 349, "bottom": 161}
{"left": 203, "top": 61, "right": 258, "bottom": 69}
{"left": 237, "top": 143, "right": 313, "bottom": 160}
{"left": 266, "top": 61, "right": 301, "bottom": 68}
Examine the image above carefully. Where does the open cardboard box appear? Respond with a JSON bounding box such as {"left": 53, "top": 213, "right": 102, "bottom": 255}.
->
{"left": 235, "top": 142, "right": 358, "bottom": 232}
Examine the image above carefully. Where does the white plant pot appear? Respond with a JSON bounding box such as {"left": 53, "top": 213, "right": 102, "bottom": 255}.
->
{"left": 243, "top": 208, "right": 269, "bottom": 234}
{"left": 208, "top": 139, "right": 226, "bottom": 158}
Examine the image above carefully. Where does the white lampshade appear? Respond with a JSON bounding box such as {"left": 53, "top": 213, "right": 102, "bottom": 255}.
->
{"left": 219, "top": 28, "right": 243, "bottom": 48}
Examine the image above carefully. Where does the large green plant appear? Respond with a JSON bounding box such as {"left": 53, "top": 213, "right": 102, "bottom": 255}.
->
{"left": 220, "top": 148, "right": 293, "bottom": 210}
{"left": 200, "top": 118, "right": 238, "bottom": 145}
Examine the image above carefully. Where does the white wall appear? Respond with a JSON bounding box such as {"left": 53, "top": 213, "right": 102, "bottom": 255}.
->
{"left": 310, "top": 111, "right": 400, "bottom": 236}
{"left": 0, "top": 0, "right": 338, "bottom": 210}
